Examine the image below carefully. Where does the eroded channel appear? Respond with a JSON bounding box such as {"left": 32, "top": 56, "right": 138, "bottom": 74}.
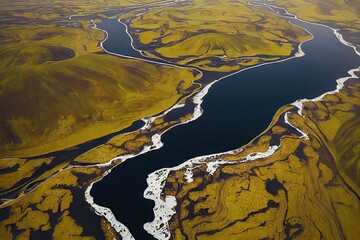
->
{"left": 92, "top": 6, "right": 360, "bottom": 240}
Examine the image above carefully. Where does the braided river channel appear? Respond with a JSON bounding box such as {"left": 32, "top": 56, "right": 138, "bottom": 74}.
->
{"left": 92, "top": 7, "right": 360, "bottom": 240}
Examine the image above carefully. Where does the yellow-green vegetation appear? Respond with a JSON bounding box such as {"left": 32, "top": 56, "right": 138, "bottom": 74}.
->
{"left": 0, "top": 158, "right": 72, "bottom": 206}
{"left": 0, "top": 1, "right": 201, "bottom": 238}
{"left": 0, "top": 53, "right": 198, "bottom": 157}
{"left": 125, "top": 0, "right": 310, "bottom": 71}
{"left": 74, "top": 130, "right": 152, "bottom": 165}
{"left": 0, "top": 24, "right": 104, "bottom": 69}
{"left": 0, "top": 0, "right": 159, "bottom": 21}
{"left": 0, "top": 158, "right": 52, "bottom": 192}
{"left": 162, "top": 70, "right": 360, "bottom": 239}
{"left": 75, "top": 108, "right": 196, "bottom": 165}
{"left": 0, "top": 0, "right": 201, "bottom": 157}
{"left": 1, "top": 0, "right": 357, "bottom": 239}
{"left": 0, "top": 72, "right": 199, "bottom": 239}
{"left": 271, "top": 0, "right": 360, "bottom": 52}
{"left": 0, "top": 166, "right": 118, "bottom": 239}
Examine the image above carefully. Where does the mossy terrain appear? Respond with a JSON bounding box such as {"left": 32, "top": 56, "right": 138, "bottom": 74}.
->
{"left": 271, "top": 0, "right": 360, "bottom": 52}
{"left": 162, "top": 69, "right": 360, "bottom": 239}
{"left": 0, "top": 0, "right": 159, "bottom": 21}
{"left": 0, "top": 53, "right": 198, "bottom": 157}
{"left": 0, "top": 1, "right": 201, "bottom": 238}
{"left": 0, "top": 0, "right": 200, "bottom": 157}
{"left": 123, "top": 0, "right": 310, "bottom": 72}
{"left": 0, "top": 165, "right": 118, "bottom": 239}
{"left": 1, "top": 0, "right": 358, "bottom": 239}
{"left": 0, "top": 88, "right": 198, "bottom": 239}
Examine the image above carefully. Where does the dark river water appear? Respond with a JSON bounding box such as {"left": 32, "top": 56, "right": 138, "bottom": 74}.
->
{"left": 92, "top": 16, "right": 360, "bottom": 239}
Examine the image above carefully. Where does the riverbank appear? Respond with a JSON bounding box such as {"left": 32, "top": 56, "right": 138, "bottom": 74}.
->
{"left": 1, "top": 0, "right": 358, "bottom": 239}
{"left": 92, "top": 2, "right": 359, "bottom": 240}
{"left": 147, "top": 65, "right": 360, "bottom": 239}
{"left": 0, "top": 0, "right": 199, "bottom": 159}
{"left": 270, "top": 0, "right": 360, "bottom": 54}
{"left": 88, "top": 4, "right": 316, "bottom": 238}
{"left": 143, "top": 4, "right": 360, "bottom": 240}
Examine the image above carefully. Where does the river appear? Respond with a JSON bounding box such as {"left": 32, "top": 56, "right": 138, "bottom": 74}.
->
{"left": 92, "top": 7, "right": 360, "bottom": 240}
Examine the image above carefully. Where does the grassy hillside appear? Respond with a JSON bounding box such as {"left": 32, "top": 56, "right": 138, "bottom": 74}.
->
{"left": 271, "top": 0, "right": 360, "bottom": 52}
{"left": 125, "top": 0, "right": 310, "bottom": 71}
{"left": 0, "top": 24, "right": 104, "bottom": 69}
{"left": 0, "top": 1, "right": 200, "bottom": 237}
{"left": 1, "top": 0, "right": 357, "bottom": 239}
{"left": 0, "top": 0, "right": 159, "bottom": 20}
{"left": 0, "top": 1, "right": 199, "bottom": 157}
{"left": 0, "top": 54, "right": 198, "bottom": 157}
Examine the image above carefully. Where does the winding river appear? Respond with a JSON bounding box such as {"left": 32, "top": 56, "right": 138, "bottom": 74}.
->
{"left": 92, "top": 5, "right": 360, "bottom": 240}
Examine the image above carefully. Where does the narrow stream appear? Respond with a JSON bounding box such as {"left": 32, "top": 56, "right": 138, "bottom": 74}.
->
{"left": 92, "top": 10, "right": 360, "bottom": 240}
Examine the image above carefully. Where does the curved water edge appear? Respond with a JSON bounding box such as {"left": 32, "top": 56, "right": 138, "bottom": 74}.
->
{"left": 250, "top": 1, "right": 360, "bottom": 56}
{"left": 144, "top": 66, "right": 359, "bottom": 239}
{"left": 144, "top": 7, "right": 360, "bottom": 237}
{"left": 89, "top": 3, "right": 360, "bottom": 240}
{"left": 142, "top": 5, "right": 360, "bottom": 238}
{"left": 87, "top": 11, "right": 306, "bottom": 240}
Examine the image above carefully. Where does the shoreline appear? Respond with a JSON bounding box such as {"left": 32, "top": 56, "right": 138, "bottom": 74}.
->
{"left": 143, "top": 143, "right": 281, "bottom": 240}
{"left": 145, "top": 65, "right": 359, "bottom": 239}
{"left": 86, "top": 5, "right": 314, "bottom": 240}
{"left": 1, "top": 1, "right": 358, "bottom": 239}
{"left": 85, "top": 2, "right": 359, "bottom": 240}
{"left": 143, "top": 64, "right": 360, "bottom": 240}
{"left": 142, "top": 5, "right": 360, "bottom": 240}
{"left": 254, "top": 1, "right": 360, "bottom": 56}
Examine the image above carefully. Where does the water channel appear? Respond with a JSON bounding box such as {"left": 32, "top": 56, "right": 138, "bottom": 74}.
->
{"left": 92, "top": 9, "right": 360, "bottom": 240}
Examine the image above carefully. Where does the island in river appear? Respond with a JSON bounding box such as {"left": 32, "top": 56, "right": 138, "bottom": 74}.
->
{"left": 0, "top": 0, "right": 359, "bottom": 239}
